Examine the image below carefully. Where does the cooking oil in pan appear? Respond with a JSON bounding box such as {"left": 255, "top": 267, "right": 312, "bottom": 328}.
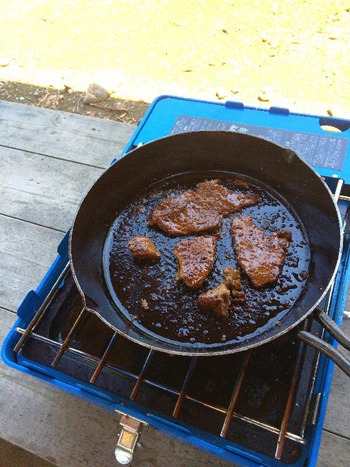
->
{"left": 104, "top": 172, "right": 310, "bottom": 346}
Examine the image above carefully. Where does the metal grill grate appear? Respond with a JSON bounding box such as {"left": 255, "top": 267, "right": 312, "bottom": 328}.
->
{"left": 14, "top": 271, "right": 325, "bottom": 463}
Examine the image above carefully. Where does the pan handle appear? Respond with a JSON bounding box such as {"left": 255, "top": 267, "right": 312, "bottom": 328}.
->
{"left": 297, "top": 309, "right": 350, "bottom": 377}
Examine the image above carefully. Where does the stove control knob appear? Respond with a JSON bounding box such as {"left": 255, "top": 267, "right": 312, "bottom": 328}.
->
{"left": 115, "top": 414, "right": 145, "bottom": 464}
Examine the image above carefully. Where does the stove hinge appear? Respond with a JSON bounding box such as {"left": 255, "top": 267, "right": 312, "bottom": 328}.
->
{"left": 115, "top": 413, "right": 147, "bottom": 465}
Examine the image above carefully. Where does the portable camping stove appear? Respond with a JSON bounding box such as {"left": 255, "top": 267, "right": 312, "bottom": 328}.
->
{"left": 3, "top": 95, "right": 350, "bottom": 466}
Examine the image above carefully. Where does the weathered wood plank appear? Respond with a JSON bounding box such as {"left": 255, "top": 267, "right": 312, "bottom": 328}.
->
{"left": 0, "top": 216, "right": 63, "bottom": 311}
{"left": 323, "top": 315, "right": 350, "bottom": 439}
{"left": 0, "top": 146, "right": 103, "bottom": 231}
{"left": 318, "top": 431, "right": 350, "bottom": 467}
{"left": 0, "top": 438, "right": 54, "bottom": 467}
{"left": 0, "top": 101, "right": 136, "bottom": 167}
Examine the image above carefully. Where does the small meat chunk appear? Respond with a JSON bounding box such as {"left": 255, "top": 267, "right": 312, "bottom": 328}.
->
{"left": 231, "top": 216, "right": 292, "bottom": 288}
{"left": 150, "top": 179, "right": 258, "bottom": 235}
{"left": 223, "top": 267, "right": 247, "bottom": 305}
{"left": 198, "top": 283, "right": 231, "bottom": 319}
{"left": 223, "top": 267, "right": 242, "bottom": 291}
{"left": 140, "top": 299, "right": 149, "bottom": 310}
{"left": 230, "top": 178, "right": 250, "bottom": 190}
{"left": 174, "top": 236, "right": 217, "bottom": 289}
{"left": 127, "top": 236, "right": 161, "bottom": 260}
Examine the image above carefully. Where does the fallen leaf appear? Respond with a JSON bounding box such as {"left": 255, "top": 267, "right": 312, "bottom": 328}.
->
{"left": 215, "top": 89, "right": 227, "bottom": 100}
{"left": 258, "top": 91, "right": 270, "bottom": 102}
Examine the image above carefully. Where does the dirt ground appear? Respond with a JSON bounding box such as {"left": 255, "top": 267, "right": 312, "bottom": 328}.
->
{"left": 0, "top": 1, "right": 349, "bottom": 123}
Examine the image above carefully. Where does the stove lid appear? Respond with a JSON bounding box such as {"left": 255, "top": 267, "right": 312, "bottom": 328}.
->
{"left": 124, "top": 95, "right": 350, "bottom": 184}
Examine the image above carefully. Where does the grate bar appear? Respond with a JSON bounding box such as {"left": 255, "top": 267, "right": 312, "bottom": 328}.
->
{"left": 275, "top": 337, "right": 306, "bottom": 459}
{"left": 130, "top": 350, "right": 155, "bottom": 400}
{"left": 233, "top": 412, "right": 306, "bottom": 445}
{"left": 51, "top": 307, "right": 87, "bottom": 367}
{"left": 16, "top": 328, "right": 69, "bottom": 348}
{"left": 220, "top": 350, "right": 252, "bottom": 437}
{"left": 172, "top": 357, "right": 198, "bottom": 418}
{"left": 90, "top": 331, "right": 119, "bottom": 384}
{"left": 334, "top": 179, "right": 344, "bottom": 203}
{"left": 14, "top": 263, "right": 70, "bottom": 352}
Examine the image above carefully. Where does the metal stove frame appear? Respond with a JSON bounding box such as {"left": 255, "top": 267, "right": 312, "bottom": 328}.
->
{"left": 3, "top": 95, "right": 350, "bottom": 466}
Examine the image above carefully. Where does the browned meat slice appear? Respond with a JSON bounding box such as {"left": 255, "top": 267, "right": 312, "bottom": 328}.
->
{"left": 198, "top": 283, "right": 231, "bottom": 319}
{"left": 196, "top": 179, "right": 257, "bottom": 216}
{"left": 150, "top": 179, "right": 258, "bottom": 235}
{"left": 174, "top": 236, "right": 217, "bottom": 289}
{"left": 150, "top": 190, "right": 221, "bottom": 235}
{"left": 223, "top": 267, "right": 247, "bottom": 305}
{"left": 231, "top": 215, "right": 292, "bottom": 288}
{"left": 127, "top": 236, "right": 161, "bottom": 260}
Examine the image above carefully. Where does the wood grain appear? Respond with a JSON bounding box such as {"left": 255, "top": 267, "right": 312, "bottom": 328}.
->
{"left": 0, "top": 100, "right": 136, "bottom": 167}
{"left": 0, "top": 217, "right": 64, "bottom": 311}
{"left": 0, "top": 146, "right": 103, "bottom": 231}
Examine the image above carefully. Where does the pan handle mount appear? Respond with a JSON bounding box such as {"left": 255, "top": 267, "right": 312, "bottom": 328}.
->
{"left": 297, "top": 309, "right": 350, "bottom": 377}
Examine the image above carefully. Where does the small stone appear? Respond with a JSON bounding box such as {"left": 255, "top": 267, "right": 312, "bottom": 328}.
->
{"left": 84, "top": 83, "right": 110, "bottom": 104}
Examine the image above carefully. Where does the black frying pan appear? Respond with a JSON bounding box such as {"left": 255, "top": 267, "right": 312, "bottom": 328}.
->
{"left": 69, "top": 131, "right": 350, "bottom": 375}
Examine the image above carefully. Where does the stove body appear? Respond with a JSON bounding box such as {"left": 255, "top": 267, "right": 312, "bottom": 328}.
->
{"left": 3, "top": 95, "right": 350, "bottom": 466}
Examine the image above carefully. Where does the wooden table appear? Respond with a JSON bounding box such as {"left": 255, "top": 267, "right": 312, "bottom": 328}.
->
{"left": 1, "top": 101, "right": 349, "bottom": 467}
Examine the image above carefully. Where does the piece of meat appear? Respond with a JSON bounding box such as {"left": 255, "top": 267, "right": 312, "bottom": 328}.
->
{"left": 223, "top": 267, "right": 242, "bottom": 291}
{"left": 173, "top": 236, "right": 217, "bottom": 289}
{"left": 223, "top": 267, "right": 247, "bottom": 305}
{"left": 231, "top": 215, "right": 292, "bottom": 288}
{"left": 195, "top": 179, "right": 257, "bottom": 216}
{"left": 150, "top": 189, "right": 221, "bottom": 235}
{"left": 150, "top": 179, "right": 258, "bottom": 235}
{"left": 230, "top": 178, "right": 250, "bottom": 190}
{"left": 198, "top": 283, "right": 231, "bottom": 319}
{"left": 127, "top": 236, "right": 161, "bottom": 260}
{"left": 198, "top": 267, "right": 248, "bottom": 319}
